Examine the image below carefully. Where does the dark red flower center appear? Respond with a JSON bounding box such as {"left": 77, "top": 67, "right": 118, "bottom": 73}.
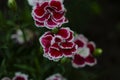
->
{"left": 46, "top": 7, "right": 55, "bottom": 12}
{"left": 14, "top": 76, "right": 25, "bottom": 80}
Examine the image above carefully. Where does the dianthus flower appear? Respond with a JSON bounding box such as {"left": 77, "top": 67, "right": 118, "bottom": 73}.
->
{"left": 40, "top": 27, "right": 77, "bottom": 61}
{"left": 1, "top": 77, "right": 11, "bottom": 80}
{"left": 72, "top": 34, "right": 97, "bottom": 68}
{"left": 32, "top": 0, "right": 68, "bottom": 29}
{"left": 28, "top": 0, "right": 50, "bottom": 6}
{"left": 12, "top": 72, "right": 28, "bottom": 80}
{"left": 45, "top": 73, "right": 66, "bottom": 80}
{"left": 11, "top": 29, "right": 33, "bottom": 44}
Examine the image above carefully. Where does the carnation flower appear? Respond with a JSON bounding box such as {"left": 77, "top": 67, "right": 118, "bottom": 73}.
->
{"left": 1, "top": 77, "right": 11, "bottom": 80}
{"left": 72, "top": 34, "right": 97, "bottom": 68}
{"left": 28, "top": 0, "right": 50, "bottom": 6}
{"left": 12, "top": 72, "right": 28, "bottom": 80}
{"left": 11, "top": 29, "right": 34, "bottom": 44}
{"left": 40, "top": 27, "right": 77, "bottom": 61}
{"left": 27, "top": 0, "right": 39, "bottom": 6}
{"left": 11, "top": 29, "right": 25, "bottom": 44}
{"left": 45, "top": 73, "right": 66, "bottom": 80}
{"left": 32, "top": 0, "right": 68, "bottom": 29}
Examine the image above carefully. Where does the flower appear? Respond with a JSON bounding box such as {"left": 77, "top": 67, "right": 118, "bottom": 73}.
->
{"left": 27, "top": 0, "right": 39, "bottom": 6}
{"left": 40, "top": 27, "right": 77, "bottom": 61}
{"left": 11, "top": 29, "right": 25, "bottom": 44}
{"left": 45, "top": 73, "right": 66, "bottom": 80}
{"left": 12, "top": 72, "right": 28, "bottom": 80}
{"left": 72, "top": 34, "right": 97, "bottom": 68}
{"left": 32, "top": 0, "right": 68, "bottom": 29}
{"left": 11, "top": 29, "right": 34, "bottom": 44}
{"left": 28, "top": 0, "right": 64, "bottom": 6}
{"left": 1, "top": 77, "right": 11, "bottom": 80}
{"left": 28, "top": 0, "right": 50, "bottom": 6}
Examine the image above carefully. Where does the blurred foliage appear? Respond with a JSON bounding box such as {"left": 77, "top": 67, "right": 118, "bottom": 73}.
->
{"left": 0, "top": 0, "right": 120, "bottom": 80}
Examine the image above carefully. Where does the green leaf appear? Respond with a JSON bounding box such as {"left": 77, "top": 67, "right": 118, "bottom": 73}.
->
{"left": 91, "top": 2, "right": 101, "bottom": 15}
{"left": 14, "top": 64, "right": 35, "bottom": 72}
{"left": 34, "top": 58, "right": 41, "bottom": 73}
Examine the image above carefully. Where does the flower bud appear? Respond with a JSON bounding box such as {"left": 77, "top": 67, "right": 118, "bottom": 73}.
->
{"left": 61, "top": 57, "right": 70, "bottom": 64}
{"left": 51, "top": 28, "right": 59, "bottom": 34}
{"left": 8, "top": 0, "right": 17, "bottom": 11}
{"left": 93, "top": 48, "right": 103, "bottom": 56}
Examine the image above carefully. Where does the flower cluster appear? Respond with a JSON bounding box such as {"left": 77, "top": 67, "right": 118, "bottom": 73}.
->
{"left": 45, "top": 73, "right": 66, "bottom": 80}
{"left": 0, "top": 0, "right": 102, "bottom": 80}
{"left": 1, "top": 72, "right": 66, "bottom": 80}
{"left": 27, "top": 0, "right": 100, "bottom": 68}
{"left": 1, "top": 72, "right": 28, "bottom": 80}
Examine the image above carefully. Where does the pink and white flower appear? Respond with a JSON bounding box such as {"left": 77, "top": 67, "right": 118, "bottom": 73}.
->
{"left": 1, "top": 77, "right": 11, "bottom": 80}
{"left": 45, "top": 73, "right": 66, "bottom": 80}
{"left": 40, "top": 27, "right": 77, "bottom": 61}
{"left": 32, "top": 0, "right": 68, "bottom": 29}
{"left": 11, "top": 29, "right": 34, "bottom": 44}
{"left": 28, "top": 0, "right": 40, "bottom": 6}
{"left": 12, "top": 72, "right": 28, "bottom": 80}
{"left": 28, "top": 0, "right": 64, "bottom": 6}
{"left": 72, "top": 34, "right": 97, "bottom": 68}
{"left": 28, "top": 0, "right": 50, "bottom": 6}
